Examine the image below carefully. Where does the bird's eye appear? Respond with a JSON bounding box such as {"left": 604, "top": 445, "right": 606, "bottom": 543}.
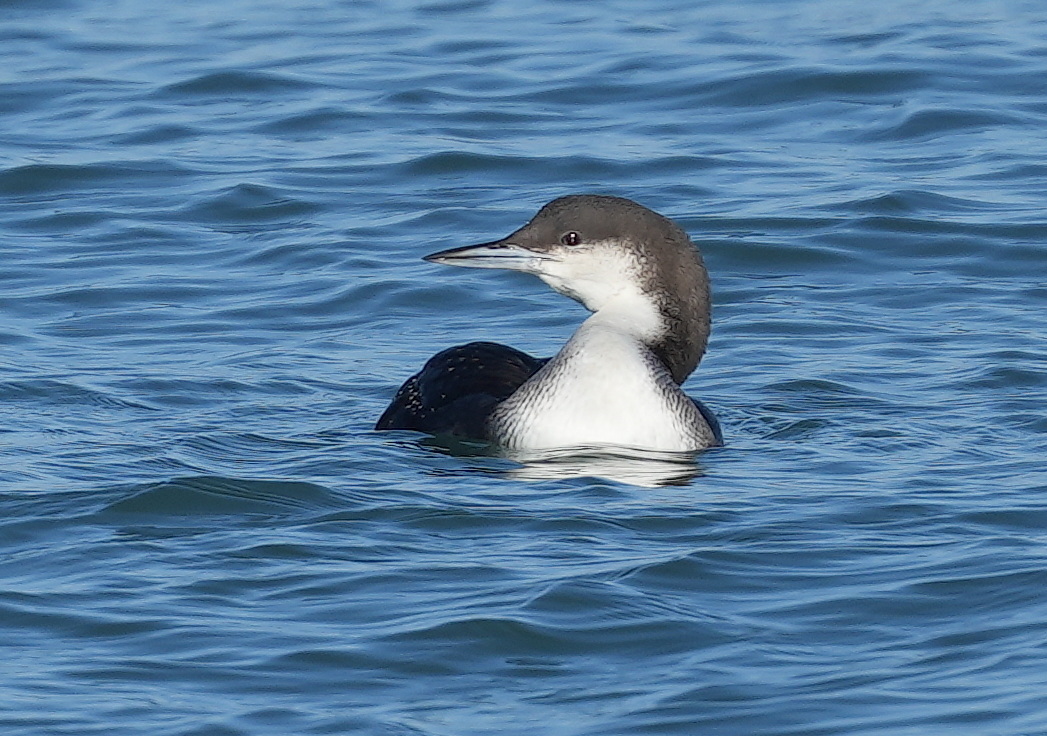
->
{"left": 561, "top": 231, "right": 581, "bottom": 246}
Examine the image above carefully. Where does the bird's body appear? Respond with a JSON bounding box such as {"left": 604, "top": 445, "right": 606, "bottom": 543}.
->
{"left": 375, "top": 195, "right": 722, "bottom": 452}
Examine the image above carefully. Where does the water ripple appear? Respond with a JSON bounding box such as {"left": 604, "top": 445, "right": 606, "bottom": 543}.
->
{"left": 105, "top": 476, "right": 336, "bottom": 516}
{"left": 3, "top": 0, "right": 1047, "bottom": 734}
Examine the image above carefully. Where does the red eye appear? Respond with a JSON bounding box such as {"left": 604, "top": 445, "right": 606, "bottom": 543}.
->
{"left": 561, "top": 231, "right": 580, "bottom": 246}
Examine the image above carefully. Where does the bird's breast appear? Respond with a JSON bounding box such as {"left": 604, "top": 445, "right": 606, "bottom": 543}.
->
{"left": 489, "top": 327, "right": 707, "bottom": 452}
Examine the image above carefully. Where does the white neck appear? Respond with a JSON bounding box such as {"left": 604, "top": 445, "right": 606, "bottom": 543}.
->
{"left": 579, "top": 289, "right": 664, "bottom": 344}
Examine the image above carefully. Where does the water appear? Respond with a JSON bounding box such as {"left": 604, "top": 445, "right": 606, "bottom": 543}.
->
{"left": 2, "top": 0, "right": 1047, "bottom": 733}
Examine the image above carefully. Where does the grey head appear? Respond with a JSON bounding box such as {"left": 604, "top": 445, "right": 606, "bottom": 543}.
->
{"left": 425, "top": 194, "right": 712, "bottom": 384}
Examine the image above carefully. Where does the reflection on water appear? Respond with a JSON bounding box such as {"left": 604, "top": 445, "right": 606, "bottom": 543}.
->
{"left": 422, "top": 435, "right": 708, "bottom": 487}
{"left": 506, "top": 446, "right": 708, "bottom": 488}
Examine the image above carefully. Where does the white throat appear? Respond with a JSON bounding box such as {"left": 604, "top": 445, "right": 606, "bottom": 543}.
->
{"left": 534, "top": 240, "right": 656, "bottom": 321}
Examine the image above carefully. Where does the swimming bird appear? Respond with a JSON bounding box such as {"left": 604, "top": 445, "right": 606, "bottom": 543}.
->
{"left": 376, "top": 194, "right": 722, "bottom": 452}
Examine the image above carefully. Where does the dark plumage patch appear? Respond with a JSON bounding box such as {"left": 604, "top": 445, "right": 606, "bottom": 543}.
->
{"left": 692, "top": 398, "right": 724, "bottom": 446}
{"left": 375, "top": 341, "right": 547, "bottom": 440}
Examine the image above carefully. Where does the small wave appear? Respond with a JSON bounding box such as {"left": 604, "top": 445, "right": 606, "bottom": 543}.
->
{"left": 863, "top": 107, "right": 1028, "bottom": 142}
{"left": 180, "top": 183, "right": 320, "bottom": 226}
{"left": 692, "top": 66, "right": 929, "bottom": 108}
{"left": 830, "top": 189, "right": 1003, "bottom": 216}
{"left": 160, "top": 70, "right": 320, "bottom": 97}
{"left": 104, "top": 476, "right": 335, "bottom": 516}
{"left": 0, "top": 378, "right": 154, "bottom": 410}
{"left": 0, "top": 160, "right": 186, "bottom": 196}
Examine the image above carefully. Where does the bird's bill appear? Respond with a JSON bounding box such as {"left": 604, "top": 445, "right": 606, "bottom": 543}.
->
{"left": 424, "top": 240, "right": 554, "bottom": 272}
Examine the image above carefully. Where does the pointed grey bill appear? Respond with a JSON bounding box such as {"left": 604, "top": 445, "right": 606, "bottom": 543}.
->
{"left": 423, "top": 240, "right": 554, "bottom": 272}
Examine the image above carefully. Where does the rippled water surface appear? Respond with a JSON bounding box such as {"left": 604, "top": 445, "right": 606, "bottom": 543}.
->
{"left": 3, "top": 1, "right": 1047, "bottom": 734}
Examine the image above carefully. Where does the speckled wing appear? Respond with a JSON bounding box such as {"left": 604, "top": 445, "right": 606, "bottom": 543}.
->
{"left": 375, "top": 341, "right": 548, "bottom": 441}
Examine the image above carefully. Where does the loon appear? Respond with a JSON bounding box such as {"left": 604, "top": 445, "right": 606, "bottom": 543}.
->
{"left": 375, "top": 194, "right": 722, "bottom": 452}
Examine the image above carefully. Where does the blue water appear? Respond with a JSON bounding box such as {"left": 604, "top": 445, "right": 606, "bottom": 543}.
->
{"left": 3, "top": 0, "right": 1047, "bottom": 733}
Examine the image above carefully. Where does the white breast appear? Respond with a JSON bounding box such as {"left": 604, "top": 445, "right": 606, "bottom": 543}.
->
{"left": 491, "top": 320, "right": 704, "bottom": 452}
